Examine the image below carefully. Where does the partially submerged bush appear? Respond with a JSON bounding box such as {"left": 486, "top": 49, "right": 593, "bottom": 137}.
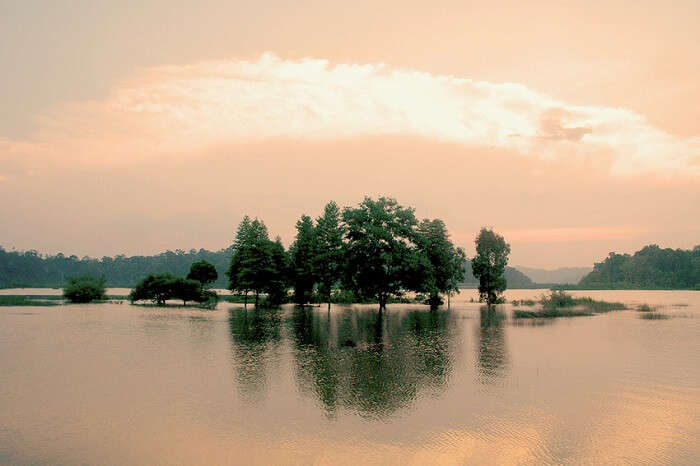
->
{"left": 637, "top": 303, "right": 656, "bottom": 312}
{"left": 63, "top": 275, "right": 106, "bottom": 303}
{"left": 514, "top": 308, "right": 592, "bottom": 319}
{"left": 540, "top": 291, "right": 626, "bottom": 313}
{"left": 511, "top": 299, "right": 537, "bottom": 306}
{"left": 639, "top": 312, "right": 670, "bottom": 320}
{"left": 129, "top": 273, "right": 212, "bottom": 306}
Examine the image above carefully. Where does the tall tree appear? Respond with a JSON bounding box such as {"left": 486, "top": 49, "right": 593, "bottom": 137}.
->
{"left": 227, "top": 217, "right": 277, "bottom": 307}
{"left": 471, "top": 228, "right": 511, "bottom": 306}
{"left": 416, "top": 219, "right": 467, "bottom": 310}
{"left": 187, "top": 260, "right": 218, "bottom": 288}
{"left": 289, "top": 215, "right": 317, "bottom": 305}
{"left": 314, "top": 201, "right": 345, "bottom": 311}
{"left": 264, "top": 237, "right": 289, "bottom": 307}
{"left": 342, "top": 197, "right": 423, "bottom": 310}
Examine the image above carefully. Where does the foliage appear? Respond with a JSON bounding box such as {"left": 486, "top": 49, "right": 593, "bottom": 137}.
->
{"left": 186, "top": 260, "right": 218, "bottom": 288}
{"left": 578, "top": 244, "right": 700, "bottom": 289}
{"left": 471, "top": 228, "right": 511, "bottom": 305}
{"left": 415, "top": 218, "right": 466, "bottom": 309}
{"left": 539, "top": 291, "right": 626, "bottom": 312}
{"left": 0, "top": 296, "right": 61, "bottom": 306}
{"left": 341, "top": 197, "right": 425, "bottom": 309}
{"left": 289, "top": 215, "right": 317, "bottom": 305}
{"left": 63, "top": 275, "right": 106, "bottom": 303}
{"left": 637, "top": 303, "right": 656, "bottom": 312}
{"left": 227, "top": 217, "right": 288, "bottom": 307}
{"left": 513, "top": 308, "right": 592, "bottom": 318}
{"left": 314, "top": 201, "right": 345, "bottom": 310}
{"left": 638, "top": 312, "right": 670, "bottom": 320}
{"left": 0, "top": 246, "right": 233, "bottom": 289}
{"left": 129, "top": 273, "right": 207, "bottom": 306}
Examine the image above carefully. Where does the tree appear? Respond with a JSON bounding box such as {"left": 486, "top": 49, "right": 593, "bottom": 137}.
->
{"left": 342, "top": 197, "right": 423, "bottom": 310}
{"left": 129, "top": 273, "right": 208, "bottom": 306}
{"left": 314, "top": 201, "right": 345, "bottom": 311}
{"left": 264, "top": 237, "right": 289, "bottom": 307}
{"left": 227, "top": 217, "right": 288, "bottom": 307}
{"left": 129, "top": 273, "right": 181, "bottom": 305}
{"left": 416, "top": 219, "right": 467, "bottom": 310}
{"left": 471, "top": 228, "right": 511, "bottom": 306}
{"left": 63, "top": 275, "right": 106, "bottom": 303}
{"left": 289, "top": 215, "right": 317, "bottom": 305}
{"left": 187, "top": 260, "right": 218, "bottom": 288}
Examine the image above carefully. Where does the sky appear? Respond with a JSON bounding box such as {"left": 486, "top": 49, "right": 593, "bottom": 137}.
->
{"left": 1, "top": 0, "right": 698, "bottom": 268}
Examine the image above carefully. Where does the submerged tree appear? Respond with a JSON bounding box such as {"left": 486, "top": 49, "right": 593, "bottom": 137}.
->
{"left": 314, "top": 201, "right": 345, "bottom": 310}
{"left": 187, "top": 260, "right": 218, "bottom": 288}
{"left": 227, "top": 217, "right": 288, "bottom": 308}
{"left": 289, "top": 215, "right": 317, "bottom": 305}
{"left": 342, "top": 197, "right": 424, "bottom": 310}
{"left": 63, "top": 275, "right": 106, "bottom": 303}
{"left": 129, "top": 272, "right": 203, "bottom": 305}
{"left": 471, "top": 228, "right": 511, "bottom": 306}
{"left": 416, "top": 219, "right": 467, "bottom": 310}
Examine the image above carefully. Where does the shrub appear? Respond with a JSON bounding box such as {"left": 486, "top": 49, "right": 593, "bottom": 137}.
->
{"left": 63, "top": 275, "right": 106, "bottom": 303}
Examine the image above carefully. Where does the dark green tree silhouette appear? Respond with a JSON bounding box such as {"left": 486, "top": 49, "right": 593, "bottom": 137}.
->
{"left": 227, "top": 217, "right": 281, "bottom": 307}
{"left": 314, "top": 201, "right": 345, "bottom": 311}
{"left": 471, "top": 228, "right": 511, "bottom": 306}
{"left": 289, "top": 215, "right": 317, "bottom": 305}
{"left": 129, "top": 272, "right": 204, "bottom": 305}
{"left": 63, "top": 275, "right": 106, "bottom": 303}
{"left": 342, "top": 197, "right": 424, "bottom": 310}
{"left": 187, "top": 260, "right": 218, "bottom": 288}
{"left": 263, "top": 237, "right": 289, "bottom": 307}
{"left": 416, "top": 219, "right": 467, "bottom": 310}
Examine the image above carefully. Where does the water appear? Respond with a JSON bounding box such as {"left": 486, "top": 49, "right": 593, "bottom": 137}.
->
{"left": 1, "top": 290, "right": 698, "bottom": 465}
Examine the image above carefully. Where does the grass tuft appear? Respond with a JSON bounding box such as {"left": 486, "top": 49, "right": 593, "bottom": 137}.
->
{"left": 639, "top": 312, "right": 670, "bottom": 320}
{"left": 637, "top": 303, "right": 656, "bottom": 312}
{"left": 513, "top": 308, "right": 592, "bottom": 319}
{"left": 0, "top": 296, "right": 62, "bottom": 306}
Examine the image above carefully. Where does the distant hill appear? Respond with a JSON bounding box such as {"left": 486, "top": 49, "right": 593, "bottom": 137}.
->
{"left": 515, "top": 266, "right": 592, "bottom": 284}
{"left": 461, "top": 260, "right": 535, "bottom": 289}
{"left": 577, "top": 244, "right": 699, "bottom": 289}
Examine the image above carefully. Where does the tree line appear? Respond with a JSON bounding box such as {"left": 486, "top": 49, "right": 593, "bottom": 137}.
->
{"left": 226, "top": 197, "right": 511, "bottom": 309}
{"left": 577, "top": 244, "right": 700, "bottom": 290}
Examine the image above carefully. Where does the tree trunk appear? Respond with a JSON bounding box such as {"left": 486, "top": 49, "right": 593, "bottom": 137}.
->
{"left": 255, "top": 291, "right": 259, "bottom": 308}
{"left": 379, "top": 293, "right": 386, "bottom": 311}
{"left": 244, "top": 292, "right": 248, "bottom": 308}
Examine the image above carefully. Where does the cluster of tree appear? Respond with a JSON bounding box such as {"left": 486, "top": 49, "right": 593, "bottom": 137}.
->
{"left": 228, "top": 197, "right": 469, "bottom": 310}
{"left": 129, "top": 260, "right": 219, "bottom": 305}
{"left": 578, "top": 244, "right": 700, "bottom": 289}
{"left": 63, "top": 275, "right": 107, "bottom": 303}
{"left": 0, "top": 247, "right": 233, "bottom": 289}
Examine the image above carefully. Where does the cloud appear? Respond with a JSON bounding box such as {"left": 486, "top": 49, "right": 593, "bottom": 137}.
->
{"left": 1, "top": 53, "right": 699, "bottom": 176}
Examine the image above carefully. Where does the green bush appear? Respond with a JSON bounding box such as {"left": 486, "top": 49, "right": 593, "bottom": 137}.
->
{"left": 63, "top": 276, "right": 106, "bottom": 303}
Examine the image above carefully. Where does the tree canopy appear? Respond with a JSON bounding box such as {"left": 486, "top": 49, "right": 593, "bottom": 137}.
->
{"left": 342, "top": 197, "right": 426, "bottom": 309}
{"left": 578, "top": 244, "right": 700, "bottom": 289}
{"left": 471, "top": 228, "right": 511, "bottom": 306}
{"left": 63, "top": 275, "right": 106, "bottom": 303}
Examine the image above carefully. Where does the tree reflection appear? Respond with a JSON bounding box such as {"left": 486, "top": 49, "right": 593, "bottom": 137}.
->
{"left": 228, "top": 307, "right": 281, "bottom": 402}
{"left": 476, "top": 307, "right": 509, "bottom": 383}
{"left": 289, "top": 307, "right": 456, "bottom": 419}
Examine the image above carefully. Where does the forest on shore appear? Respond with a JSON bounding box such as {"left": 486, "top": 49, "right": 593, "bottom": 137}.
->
{"left": 1, "top": 237, "right": 697, "bottom": 291}
{"left": 0, "top": 246, "right": 533, "bottom": 289}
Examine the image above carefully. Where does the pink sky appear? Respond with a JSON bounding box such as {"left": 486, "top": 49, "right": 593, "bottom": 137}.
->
{"left": 0, "top": 1, "right": 698, "bottom": 267}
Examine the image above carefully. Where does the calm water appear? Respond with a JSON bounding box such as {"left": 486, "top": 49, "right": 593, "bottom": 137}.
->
{"left": 1, "top": 290, "right": 698, "bottom": 465}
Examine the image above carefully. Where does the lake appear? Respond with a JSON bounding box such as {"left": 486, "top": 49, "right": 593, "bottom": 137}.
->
{"left": 1, "top": 289, "right": 698, "bottom": 465}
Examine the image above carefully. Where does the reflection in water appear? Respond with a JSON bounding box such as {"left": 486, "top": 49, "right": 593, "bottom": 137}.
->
{"left": 228, "top": 308, "right": 281, "bottom": 402}
{"left": 477, "top": 307, "right": 509, "bottom": 383}
{"left": 289, "top": 307, "right": 457, "bottom": 419}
